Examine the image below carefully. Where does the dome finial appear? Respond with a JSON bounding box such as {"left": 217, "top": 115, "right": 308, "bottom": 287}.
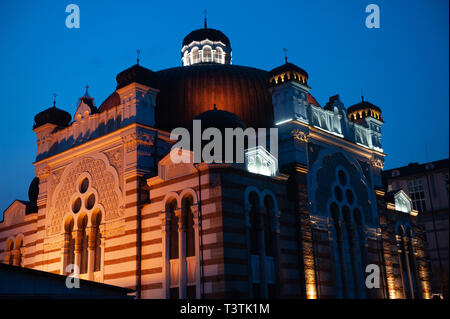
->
{"left": 204, "top": 9, "right": 207, "bottom": 29}
{"left": 361, "top": 88, "right": 364, "bottom": 102}
{"left": 85, "top": 83, "right": 90, "bottom": 97}
{"left": 213, "top": 103, "right": 217, "bottom": 110}
{"left": 283, "top": 48, "right": 288, "bottom": 63}
{"left": 136, "top": 49, "right": 141, "bottom": 65}
{"left": 52, "top": 93, "right": 57, "bottom": 108}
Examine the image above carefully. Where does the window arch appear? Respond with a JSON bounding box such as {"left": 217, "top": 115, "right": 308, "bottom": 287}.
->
{"left": 182, "top": 196, "right": 195, "bottom": 258}
{"left": 183, "top": 51, "right": 190, "bottom": 66}
{"left": 397, "top": 224, "right": 418, "bottom": 299}
{"left": 215, "top": 47, "right": 224, "bottom": 63}
{"left": 263, "top": 195, "right": 276, "bottom": 257}
{"left": 191, "top": 47, "right": 200, "bottom": 64}
{"left": 91, "top": 209, "right": 102, "bottom": 272}
{"left": 64, "top": 216, "right": 75, "bottom": 273}
{"left": 6, "top": 240, "right": 14, "bottom": 265}
{"left": 167, "top": 200, "right": 179, "bottom": 260}
{"left": 5, "top": 236, "right": 23, "bottom": 267}
{"left": 202, "top": 47, "right": 212, "bottom": 62}
{"left": 249, "top": 191, "right": 260, "bottom": 255}
{"left": 78, "top": 214, "right": 89, "bottom": 274}
{"left": 329, "top": 167, "right": 367, "bottom": 298}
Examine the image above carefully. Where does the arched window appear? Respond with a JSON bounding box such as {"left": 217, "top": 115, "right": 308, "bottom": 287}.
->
{"left": 263, "top": 196, "right": 276, "bottom": 257}
{"left": 78, "top": 214, "right": 89, "bottom": 274}
{"left": 330, "top": 202, "right": 348, "bottom": 296}
{"left": 191, "top": 47, "right": 200, "bottom": 64}
{"left": 249, "top": 192, "right": 260, "bottom": 255}
{"left": 353, "top": 208, "right": 366, "bottom": 268}
{"left": 398, "top": 226, "right": 411, "bottom": 298}
{"left": 342, "top": 205, "right": 358, "bottom": 296}
{"left": 15, "top": 238, "right": 23, "bottom": 267}
{"left": 183, "top": 51, "right": 190, "bottom": 66}
{"left": 183, "top": 196, "right": 195, "bottom": 258}
{"left": 406, "top": 228, "right": 419, "bottom": 298}
{"left": 92, "top": 210, "right": 102, "bottom": 272}
{"left": 202, "top": 47, "right": 212, "bottom": 62}
{"left": 64, "top": 217, "right": 75, "bottom": 273}
{"left": 167, "top": 200, "right": 179, "bottom": 259}
{"left": 397, "top": 225, "right": 418, "bottom": 299}
{"left": 215, "top": 47, "right": 224, "bottom": 63}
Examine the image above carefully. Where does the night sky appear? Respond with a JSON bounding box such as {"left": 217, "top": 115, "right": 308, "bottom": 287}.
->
{"left": 0, "top": 0, "right": 448, "bottom": 214}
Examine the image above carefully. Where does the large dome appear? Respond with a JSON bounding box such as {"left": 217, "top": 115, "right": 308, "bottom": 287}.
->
{"left": 155, "top": 63, "right": 274, "bottom": 131}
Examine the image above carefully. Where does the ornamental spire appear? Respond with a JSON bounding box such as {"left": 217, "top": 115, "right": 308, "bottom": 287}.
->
{"left": 283, "top": 48, "right": 288, "bottom": 64}
{"left": 204, "top": 9, "right": 207, "bottom": 29}
{"left": 52, "top": 93, "right": 57, "bottom": 108}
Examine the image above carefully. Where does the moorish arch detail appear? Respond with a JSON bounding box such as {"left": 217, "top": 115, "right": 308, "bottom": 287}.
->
{"left": 103, "top": 146, "right": 124, "bottom": 190}
{"left": 46, "top": 155, "right": 123, "bottom": 236}
{"left": 310, "top": 151, "right": 373, "bottom": 224}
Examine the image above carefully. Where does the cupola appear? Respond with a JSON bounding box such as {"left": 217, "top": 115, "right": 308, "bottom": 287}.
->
{"left": 269, "top": 61, "right": 309, "bottom": 87}
{"left": 347, "top": 99, "right": 383, "bottom": 124}
{"left": 181, "top": 16, "right": 232, "bottom": 66}
{"left": 33, "top": 97, "right": 71, "bottom": 129}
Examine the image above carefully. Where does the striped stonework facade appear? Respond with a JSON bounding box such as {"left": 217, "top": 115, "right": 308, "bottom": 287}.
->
{"left": 0, "top": 83, "right": 433, "bottom": 300}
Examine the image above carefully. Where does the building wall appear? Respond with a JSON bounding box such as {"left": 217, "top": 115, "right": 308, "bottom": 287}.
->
{"left": 384, "top": 160, "right": 449, "bottom": 297}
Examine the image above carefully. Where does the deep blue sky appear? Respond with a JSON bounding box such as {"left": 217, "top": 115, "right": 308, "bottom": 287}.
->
{"left": 0, "top": 0, "right": 448, "bottom": 213}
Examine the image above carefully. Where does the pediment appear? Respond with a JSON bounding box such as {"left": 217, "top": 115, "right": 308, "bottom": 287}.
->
{"left": 2, "top": 200, "right": 28, "bottom": 227}
{"left": 394, "top": 190, "right": 413, "bottom": 213}
{"left": 158, "top": 148, "right": 195, "bottom": 181}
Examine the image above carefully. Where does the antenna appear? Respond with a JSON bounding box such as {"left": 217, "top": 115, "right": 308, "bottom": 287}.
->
{"left": 136, "top": 49, "right": 141, "bottom": 65}
{"left": 204, "top": 9, "right": 207, "bottom": 29}
{"left": 283, "top": 48, "right": 288, "bottom": 63}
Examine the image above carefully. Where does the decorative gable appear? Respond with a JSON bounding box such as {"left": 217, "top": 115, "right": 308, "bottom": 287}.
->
{"left": 245, "top": 146, "right": 278, "bottom": 177}
{"left": 2, "top": 200, "right": 28, "bottom": 227}
{"left": 156, "top": 148, "right": 195, "bottom": 181}
{"left": 394, "top": 190, "right": 413, "bottom": 214}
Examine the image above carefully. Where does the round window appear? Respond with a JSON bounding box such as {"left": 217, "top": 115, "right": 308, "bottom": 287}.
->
{"left": 72, "top": 197, "right": 82, "bottom": 213}
{"left": 79, "top": 178, "right": 89, "bottom": 194}
{"left": 85, "top": 194, "right": 96, "bottom": 210}
{"left": 338, "top": 170, "right": 347, "bottom": 186}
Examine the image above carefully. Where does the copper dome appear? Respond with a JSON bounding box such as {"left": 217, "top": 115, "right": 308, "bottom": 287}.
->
{"left": 99, "top": 62, "right": 322, "bottom": 131}
{"left": 154, "top": 63, "right": 274, "bottom": 131}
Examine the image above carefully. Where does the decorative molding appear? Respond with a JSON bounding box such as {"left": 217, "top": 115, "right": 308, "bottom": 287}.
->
{"left": 104, "top": 147, "right": 124, "bottom": 190}
{"left": 291, "top": 129, "right": 309, "bottom": 143}
{"left": 121, "top": 131, "right": 155, "bottom": 153}
{"left": 371, "top": 158, "right": 385, "bottom": 169}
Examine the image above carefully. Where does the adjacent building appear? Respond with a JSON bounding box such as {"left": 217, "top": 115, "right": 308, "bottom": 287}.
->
{"left": 383, "top": 159, "right": 449, "bottom": 298}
